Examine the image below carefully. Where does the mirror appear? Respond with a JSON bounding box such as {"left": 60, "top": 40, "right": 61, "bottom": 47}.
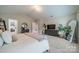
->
{"left": 21, "top": 23, "right": 29, "bottom": 33}
{"left": 0, "top": 18, "right": 6, "bottom": 32}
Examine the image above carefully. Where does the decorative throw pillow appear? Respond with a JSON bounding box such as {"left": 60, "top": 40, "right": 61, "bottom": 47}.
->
{"left": 1, "top": 31, "right": 12, "bottom": 44}
{"left": 0, "top": 36, "right": 3, "bottom": 47}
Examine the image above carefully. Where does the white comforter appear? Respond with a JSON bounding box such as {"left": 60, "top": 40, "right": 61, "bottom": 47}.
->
{"left": 25, "top": 33, "right": 47, "bottom": 41}
{"left": 0, "top": 34, "right": 49, "bottom": 53}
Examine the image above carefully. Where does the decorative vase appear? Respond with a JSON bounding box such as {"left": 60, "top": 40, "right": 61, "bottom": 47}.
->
{"left": 58, "top": 31, "right": 65, "bottom": 38}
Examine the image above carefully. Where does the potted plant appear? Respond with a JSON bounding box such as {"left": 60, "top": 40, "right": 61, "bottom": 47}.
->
{"left": 58, "top": 24, "right": 72, "bottom": 38}
{"left": 58, "top": 24, "right": 65, "bottom": 38}
{"left": 64, "top": 26, "right": 72, "bottom": 39}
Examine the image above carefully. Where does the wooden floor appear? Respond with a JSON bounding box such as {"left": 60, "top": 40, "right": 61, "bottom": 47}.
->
{"left": 47, "top": 35, "right": 79, "bottom": 53}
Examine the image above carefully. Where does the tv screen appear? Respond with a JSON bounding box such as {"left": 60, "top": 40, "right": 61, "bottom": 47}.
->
{"left": 47, "top": 24, "right": 55, "bottom": 29}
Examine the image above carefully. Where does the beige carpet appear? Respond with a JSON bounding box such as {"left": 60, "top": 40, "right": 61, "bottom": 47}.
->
{"left": 47, "top": 36, "right": 79, "bottom": 53}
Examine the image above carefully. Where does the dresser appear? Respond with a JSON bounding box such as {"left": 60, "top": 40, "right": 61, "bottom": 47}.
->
{"left": 45, "top": 29, "right": 59, "bottom": 36}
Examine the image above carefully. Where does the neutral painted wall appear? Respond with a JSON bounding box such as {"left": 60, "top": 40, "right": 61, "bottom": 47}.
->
{"left": 0, "top": 13, "right": 76, "bottom": 34}
{"left": 0, "top": 14, "right": 34, "bottom": 33}
{"left": 76, "top": 12, "right": 79, "bottom": 41}
{"left": 38, "top": 14, "right": 75, "bottom": 30}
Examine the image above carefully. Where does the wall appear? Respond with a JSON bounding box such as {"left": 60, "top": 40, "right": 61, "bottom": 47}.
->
{"left": 0, "top": 14, "right": 34, "bottom": 33}
{"left": 76, "top": 11, "right": 79, "bottom": 41}
{"left": 0, "top": 13, "right": 76, "bottom": 34}
{"left": 38, "top": 14, "right": 75, "bottom": 30}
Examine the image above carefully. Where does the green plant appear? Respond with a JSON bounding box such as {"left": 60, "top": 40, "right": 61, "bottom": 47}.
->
{"left": 58, "top": 24, "right": 72, "bottom": 34}
{"left": 58, "top": 24, "right": 64, "bottom": 31}
{"left": 64, "top": 26, "right": 72, "bottom": 34}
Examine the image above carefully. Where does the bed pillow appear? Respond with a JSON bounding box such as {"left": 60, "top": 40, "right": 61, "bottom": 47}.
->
{"left": 1, "top": 31, "right": 12, "bottom": 44}
{"left": 0, "top": 36, "right": 3, "bottom": 47}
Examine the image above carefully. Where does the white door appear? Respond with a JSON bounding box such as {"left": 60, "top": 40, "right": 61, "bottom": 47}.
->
{"left": 32, "top": 22, "right": 38, "bottom": 33}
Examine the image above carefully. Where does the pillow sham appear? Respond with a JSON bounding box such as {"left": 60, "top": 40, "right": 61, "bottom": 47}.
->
{"left": 1, "top": 31, "right": 12, "bottom": 44}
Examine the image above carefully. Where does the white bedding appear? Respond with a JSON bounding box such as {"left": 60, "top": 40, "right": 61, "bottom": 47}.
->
{"left": 25, "top": 33, "right": 47, "bottom": 41}
{"left": 0, "top": 34, "right": 49, "bottom": 53}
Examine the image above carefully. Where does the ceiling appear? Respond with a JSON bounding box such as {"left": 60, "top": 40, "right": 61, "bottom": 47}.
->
{"left": 0, "top": 5, "right": 78, "bottom": 20}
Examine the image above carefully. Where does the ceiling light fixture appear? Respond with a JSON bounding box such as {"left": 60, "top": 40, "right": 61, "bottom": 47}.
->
{"left": 32, "top": 5, "right": 42, "bottom": 12}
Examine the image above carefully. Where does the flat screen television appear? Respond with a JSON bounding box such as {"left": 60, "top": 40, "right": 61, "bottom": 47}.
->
{"left": 47, "top": 24, "right": 55, "bottom": 29}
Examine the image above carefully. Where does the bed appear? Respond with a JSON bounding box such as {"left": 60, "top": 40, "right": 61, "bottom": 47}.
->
{"left": 25, "top": 33, "right": 48, "bottom": 41}
{"left": 0, "top": 34, "right": 49, "bottom": 53}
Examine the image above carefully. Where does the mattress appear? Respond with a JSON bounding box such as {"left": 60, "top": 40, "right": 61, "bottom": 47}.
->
{"left": 0, "top": 34, "right": 49, "bottom": 53}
